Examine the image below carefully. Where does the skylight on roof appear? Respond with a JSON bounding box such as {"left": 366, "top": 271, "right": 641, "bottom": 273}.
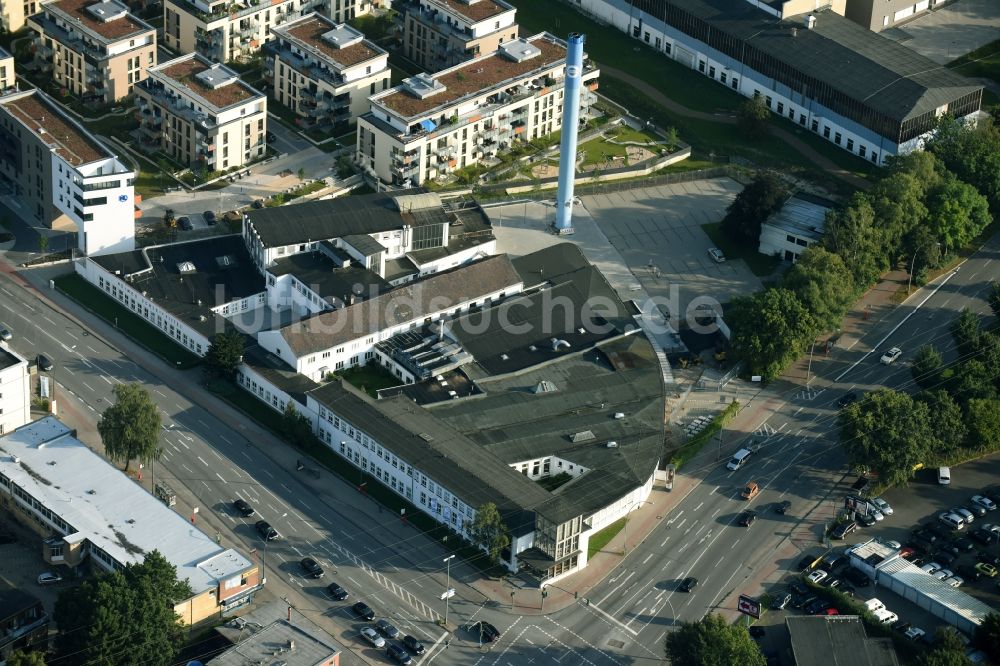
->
{"left": 177, "top": 261, "right": 196, "bottom": 274}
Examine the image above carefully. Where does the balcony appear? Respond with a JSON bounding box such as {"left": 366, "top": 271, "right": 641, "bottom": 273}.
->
{"left": 391, "top": 161, "right": 418, "bottom": 177}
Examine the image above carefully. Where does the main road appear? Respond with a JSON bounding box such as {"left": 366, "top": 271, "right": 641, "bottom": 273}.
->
{"left": 0, "top": 231, "right": 995, "bottom": 665}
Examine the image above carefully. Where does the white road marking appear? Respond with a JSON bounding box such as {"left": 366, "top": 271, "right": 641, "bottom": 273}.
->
{"left": 197, "top": 456, "right": 209, "bottom": 466}
{"left": 215, "top": 473, "right": 227, "bottom": 484}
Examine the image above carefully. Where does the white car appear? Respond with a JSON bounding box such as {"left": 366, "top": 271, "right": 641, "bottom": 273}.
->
{"left": 945, "top": 575, "right": 964, "bottom": 588}
{"left": 707, "top": 247, "right": 726, "bottom": 263}
{"left": 972, "top": 495, "right": 997, "bottom": 511}
{"left": 880, "top": 347, "right": 902, "bottom": 365}
{"left": 360, "top": 626, "right": 385, "bottom": 648}
{"left": 807, "top": 569, "right": 828, "bottom": 584}
{"left": 37, "top": 572, "right": 62, "bottom": 585}
{"left": 933, "top": 568, "right": 953, "bottom": 581}
{"left": 882, "top": 539, "right": 901, "bottom": 549}
{"left": 869, "top": 507, "right": 885, "bottom": 522}
{"left": 871, "top": 498, "right": 893, "bottom": 516}
{"left": 921, "top": 562, "right": 942, "bottom": 574}
{"left": 0, "top": 328, "right": 11, "bottom": 342}
{"left": 905, "top": 627, "right": 926, "bottom": 641}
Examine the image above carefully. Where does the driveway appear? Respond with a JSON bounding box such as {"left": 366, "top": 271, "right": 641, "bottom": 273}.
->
{"left": 883, "top": 0, "right": 1000, "bottom": 64}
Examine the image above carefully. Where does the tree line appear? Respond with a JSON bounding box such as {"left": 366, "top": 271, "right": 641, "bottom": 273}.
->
{"left": 839, "top": 307, "right": 1000, "bottom": 487}
{"left": 724, "top": 118, "right": 999, "bottom": 380}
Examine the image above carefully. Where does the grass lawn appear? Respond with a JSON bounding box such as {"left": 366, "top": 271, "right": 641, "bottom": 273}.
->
{"left": 535, "top": 472, "right": 573, "bottom": 492}
{"left": 948, "top": 39, "right": 1000, "bottom": 80}
{"left": 588, "top": 517, "right": 627, "bottom": 558}
{"left": 701, "top": 222, "right": 781, "bottom": 277}
{"left": 54, "top": 274, "right": 200, "bottom": 369}
{"left": 610, "top": 124, "right": 663, "bottom": 144}
{"left": 579, "top": 136, "right": 628, "bottom": 165}
{"left": 83, "top": 112, "right": 138, "bottom": 138}
{"left": 333, "top": 364, "right": 402, "bottom": 397}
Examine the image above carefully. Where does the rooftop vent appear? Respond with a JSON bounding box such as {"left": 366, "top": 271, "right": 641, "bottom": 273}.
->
{"left": 194, "top": 64, "right": 238, "bottom": 90}
{"left": 418, "top": 433, "right": 434, "bottom": 442}
{"left": 215, "top": 254, "right": 237, "bottom": 269}
{"left": 85, "top": 0, "right": 128, "bottom": 23}
{"left": 499, "top": 39, "right": 541, "bottom": 63}
{"left": 606, "top": 441, "right": 619, "bottom": 448}
{"left": 402, "top": 73, "right": 447, "bottom": 99}
{"left": 176, "top": 261, "right": 196, "bottom": 274}
{"left": 551, "top": 337, "right": 570, "bottom": 352}
{"left": 533, "top": 380, "right": 557, "bottom": 394}
{"left": 805, "top": 14, "right": 816, "bottom": 29}
{"left": 570, "top": 430, "right": 595, "bottom": 443}
{"left": 320, "top": 24, "right": 364, "bottom": 49}
{"left": 614, "top": 412, "right": 625, "bottom": 420}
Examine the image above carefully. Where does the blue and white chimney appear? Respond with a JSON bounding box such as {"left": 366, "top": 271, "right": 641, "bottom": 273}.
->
{"left": 554, "top": 33, "right": 585, "bottom": 235}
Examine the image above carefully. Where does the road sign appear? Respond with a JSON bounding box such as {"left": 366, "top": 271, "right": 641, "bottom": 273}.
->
{"left": 845, "top": 495, "right": 870, "bottom": 515}
{"left": 737, "top": 594, "right": 761, "bottom": 619}
{"left": 440, "top": 588, "right": 455, "bottom": 600}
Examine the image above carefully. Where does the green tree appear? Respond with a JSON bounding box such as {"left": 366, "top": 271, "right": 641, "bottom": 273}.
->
{"left": 973, "top": 612, "right": 1000, "bottom": 663}
{"left": 736, "top": 93, "right": 770, "bottom": 139}
{"left": 281, "top": 402, "right": 314, "bottom": 446}
{"left": 916, "top": 389, "right": 968, "bottom": 457}
{"left": 782, "top": 246, "right": 856, "bottom": 332}
{"left": 951, "top": 308, "right": 983, "bottom": 356}
{"left": 467, "top": 502, "right": 509, "bottom": 564}
{"left": 38, "top": 235, "right": 49, "bottom": 255}
{"left": 966, "top": 398, "right": 1000, "bottom": 453}
{"left": 204, "top": 330, "right": 245, "bottom": 379}
{"left": 928, "top": 116, "right": 1000, "bottom": 211}
{"left": 840, "top": 390, "right": 933, "bottom": 486}
{"left": 920, "top": 649, "right": 973, "bottom": 666}
{"left": 950, "top": 359, "right": 998, "bottom": 403}
{"left": 727, "top": 288, "right": 815, "bottom": 381}
{"left": 664, "top": 613, "right": 766, "bottom": 666}
{"left": 822, "top": 193, "right": 886, "bottom": 287}
{"left": 988, "top": 282, "right": 1000, "bottom": 319}
{"left": 868, "top": 170, "right": 929, "bottom": 257}
{"left": 911, "top": 345, "right": 943, "bottom": 388}
{"left": 53, "top": 552, "right": 190, "bottom": 666}
{"left": 926, "top": 174, "right": 993, "bottom": 254}
{"left": 720, "top": 172, "right": 788, "bottom": 245}
{"left": 297, "top": 167, "right": 305, "bottom": 181}
{"left": 97, "top": 383, "right": 161, "bottom": 472}
{"left": 6, "top": 650, "right": 47, "bottom": 666}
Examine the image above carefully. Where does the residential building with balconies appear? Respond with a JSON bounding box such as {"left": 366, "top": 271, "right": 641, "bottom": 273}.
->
{"left": 161, "top": 0, "right": 383, "bottom": 63}
{"left": 0, "top": 584, "right": 48, "bottom": 661}
{"left": 399, "top": 0, "right": 519, "bottom": 72}
{"left": 0, "top": 48, "right": 14, "bottom": 93}
{"left": 28, "top": 0, "right": 156, "bottom": 104}
{"left": 357, "top": 32, "right": 599, "bottom": 186}
{"left": 0, "top": 0, "right": 41, "bottom": 33}
{"left": 0, "top": 89, "right": 136, "bottom": 256}
{"left": 136, "top": 53, "right": 267, "bottom": 171}
{"left": 264, "top": 14, "right": 389, "bottom": 132}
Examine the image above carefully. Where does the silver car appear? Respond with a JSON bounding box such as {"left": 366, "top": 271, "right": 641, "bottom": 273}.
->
{"left": 950, "top": 507, "right": 975, "bottom": 524}
{"left": 361, "top": 626, "right": 385, "bottom": 648}
{"left": 871, "top": 498, "right": 893, "bottom": 516}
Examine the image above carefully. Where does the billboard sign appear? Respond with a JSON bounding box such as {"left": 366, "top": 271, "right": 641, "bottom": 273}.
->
{"left": 845, "top": 495, "right": 870, "bottom": 516}
{"left": 737, "top": 594, "right": 761, "bottom": 619}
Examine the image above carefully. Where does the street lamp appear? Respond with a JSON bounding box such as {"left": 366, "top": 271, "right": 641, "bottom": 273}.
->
{"left": 442, "top": 554, "right": 455, "bottom": 627}
{"left": 622, "top": 500, "right": 653, "bottom": 556}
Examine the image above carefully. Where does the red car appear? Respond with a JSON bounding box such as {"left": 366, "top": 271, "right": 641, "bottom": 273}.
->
{"left": 899, "top": 546, "right": 917, "bottom": 560}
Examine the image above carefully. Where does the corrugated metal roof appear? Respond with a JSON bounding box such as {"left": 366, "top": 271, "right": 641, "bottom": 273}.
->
{"left": 876, "top": 558, "right": 994, "bottom": 626}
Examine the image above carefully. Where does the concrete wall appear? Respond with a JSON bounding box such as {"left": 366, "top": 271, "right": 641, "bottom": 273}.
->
{"left": 0, "top": 349, "right": 30, "bottom": 435}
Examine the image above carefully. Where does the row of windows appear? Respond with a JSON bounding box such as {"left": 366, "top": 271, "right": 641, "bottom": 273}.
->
{"left": 97, "top": 274, "right": 204, "bottom": 355}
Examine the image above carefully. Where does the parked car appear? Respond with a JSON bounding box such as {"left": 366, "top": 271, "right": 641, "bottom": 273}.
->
{"left": 932, "top": 568, "right": 953, "bottom": 581}
{"left": 938, "top": 467, "right": 951, "bottom": 485}
{"left": 376, "top": 619, "right": 400, "bottom": 639}
{"left": 737, "top": 510, "right": 757, "bottom": 527}
{"left": 905, "top": 627, "right": 926, "bottom": 641}
{"left": 858, "top": 513, "right": 877, "bottom": 527}
{"left": 771, "top": 593, "right": 792, "bottom": 610}
{"left": 37, "top": 354, "right": 54, "bottom": 372}
{"left": 844, "top": 568, "right": 871, "bottom": 587}
{"left": 387, "top": 644, "right": 412, "bottom": 665}
{"left": 360, "top": 626, "right": 385, "bottom": 648}
{"left": 233, "top": 498, "right": 255, "bottom": 517}
{"left": 300, "top": 557, "right": 324, "bottom": 579}
{"left": 255, "top": 520, "right": 279, "bottom": 540}
{"left": 971, "top": 528, "right": 996, "bottom": 546}
{"left": 976, "top": 562, "right": 999, "bottom": 578}
{"left": 805, "top": 599, "right": 832, "bottom": 614}
{"left": 957, "top": 565, "right": 982, "bottom": 582}
{"left": 920, "top": 562, "right": 942, "bottom": 574}
{"left": 831, "top": 521, "right": 857, "bottom": 539}
{"left": 934, "top": 551, "right": 957, "bottom": 567}
{"left": 807, "top": 569, "right": 828, "bottom": 584}
{"left": 964, "top": 503, "right": 988, "bottom": 518}
{"left": 939, "top": 512, "right": 965, "bottom": 530}
{"left": 950, "top": 507, "right": 975, "bottom": 524}
{"left": 880, "top": 347, "right": 902, "bottom": 364}
{"left": 203, "top": 210, "right": 217, "bottom": 226}
{"left": 252, "top": 199, "right": 264, "bottom": 209}
{"left": 952, "top": 536, "right": 975, "bottom": 552}
{"left": 892, "top": 620, "right": 911, "bottom": 632}
{"left": 327, "top": 583, "right": 348, "bottom": 600}
{"left": 972, "top": 495, "right": 997, "bottom": 511}
{"left": 871, "top": 498, "right": 893, "bottom": 516}
{"left": 945, "top": 575, "right": 964, "bottom": 588}
{"left": 797, "top": 555, "right": 817, "bottom": 571}
{"left": 790, "top": 581, "right": 809, "bottom": 597}
{"left": 0, "top": 328, "right": 11, "bottom": 341}
{"left": 825, "top": 577, "right": 841, "bottom": 589}
{"left": 178, "top": 216, "right": 193, "bottom": 231}
{"left": 913, "top": 527, "right": 939, "bottom": 543}
{"left": 679, "top": 577, "right": 698, "bottom": 592}
{"left": 353, "top": 602, "right": 375, "bottom": 621}
{"left": 837, "top": 392, "right": 858, "bottom": 408}
{"left": 402, "top": 635, "right": 425, "bottom": 655}
{"left": 707, "top": 247, "right": 726, "bottom": 263}
{"left": 37, "top": 572, "right": 63, "bottom": 585}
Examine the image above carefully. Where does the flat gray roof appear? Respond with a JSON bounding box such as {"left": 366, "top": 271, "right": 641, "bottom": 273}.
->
{"left": 764, "top": 194, "right": 831, "bottom": 240}
{"left": 0, "top": 417, "right": 253, "bottom": 594}
{"left": 787, "top": 615, "right": 899, "bottom": 666}
{"left": 0, "top": 346, "right": 25, "bottom": 371}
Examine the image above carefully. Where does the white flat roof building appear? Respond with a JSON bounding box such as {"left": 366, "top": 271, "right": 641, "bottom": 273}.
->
{"left": 0, "top": 346, "right": 30, "bottom": 435}
{"left": 0, "top": 417, "right": 262, "bottom": 623}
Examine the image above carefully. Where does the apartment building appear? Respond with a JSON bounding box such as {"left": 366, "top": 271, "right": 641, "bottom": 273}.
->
{"left": 844, "top": 0, "right": 945, "bottom": 32}
{"left": 265, "top": 14, "right": 389, "bottom": 131}
{"left": 399, "top": 0, "right": 519, "bottom": 72}
{"left": 0, "top": 0, "right": 41, "bottom": 33}
{"left": 0, "top": 48, "right": 14, "bottom": 93}
{"left": 29, "top": 0, "right": 156, "bottom": 104}
{"left": 0, "top": 90, "right": 136, "bottom": 256}
{"left": 357, "top": 32, "right": 600, "bottom": 186}
{"left": 0, "top": 417, "right": 263, "bottom": 624}
{"left": 0, "top": 346, "right": 29, "bottom": 436}
{"left": 136, "top": 53, "right": 267, "bottom": 170}
{"left": 0, "top": 584, "right": 48, "bottom": 662}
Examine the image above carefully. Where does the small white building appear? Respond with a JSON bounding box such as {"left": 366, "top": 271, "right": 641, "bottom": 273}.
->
{"left": 758, "top": 194, "right": 831, "bottom": 262}
{"left": 0, "top": 346, "right": 30, "bottom": 435}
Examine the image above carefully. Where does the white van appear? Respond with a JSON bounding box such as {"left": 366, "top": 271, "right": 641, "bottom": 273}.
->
{"left": 726, "top": 448, "right": 753, "bottom": 471}
{"left": 863, "top": 598, "right": 885, "bottom": 613}
{"left": 938, "top": 467, "right": 951, "bottom": 485}
{"left": 874, "top": 608, "right": 898, "bottom": 625}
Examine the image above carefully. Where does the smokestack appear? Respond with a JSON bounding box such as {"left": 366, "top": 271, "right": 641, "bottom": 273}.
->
{"left": 554, "top": 33, "right": 585, "bottom": 235}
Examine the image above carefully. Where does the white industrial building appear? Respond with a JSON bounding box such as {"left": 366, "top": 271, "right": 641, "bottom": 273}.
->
{"left": 758, "top": 194, "right": 831, "bottom": 262}
{"left": 571, "top": 0, "right": 983, "bottom": 165}
{"left": 0, "top": 346, "right": 30, "bottom": 435}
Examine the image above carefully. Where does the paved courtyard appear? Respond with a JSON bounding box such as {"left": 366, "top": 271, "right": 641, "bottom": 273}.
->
{"left": 883, "top": 0, "right": 1000, "bottom": 64}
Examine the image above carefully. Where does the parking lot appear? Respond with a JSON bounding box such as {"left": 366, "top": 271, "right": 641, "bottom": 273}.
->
{"left": 0, "top": 515, "right": 67, "bottom": 610}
